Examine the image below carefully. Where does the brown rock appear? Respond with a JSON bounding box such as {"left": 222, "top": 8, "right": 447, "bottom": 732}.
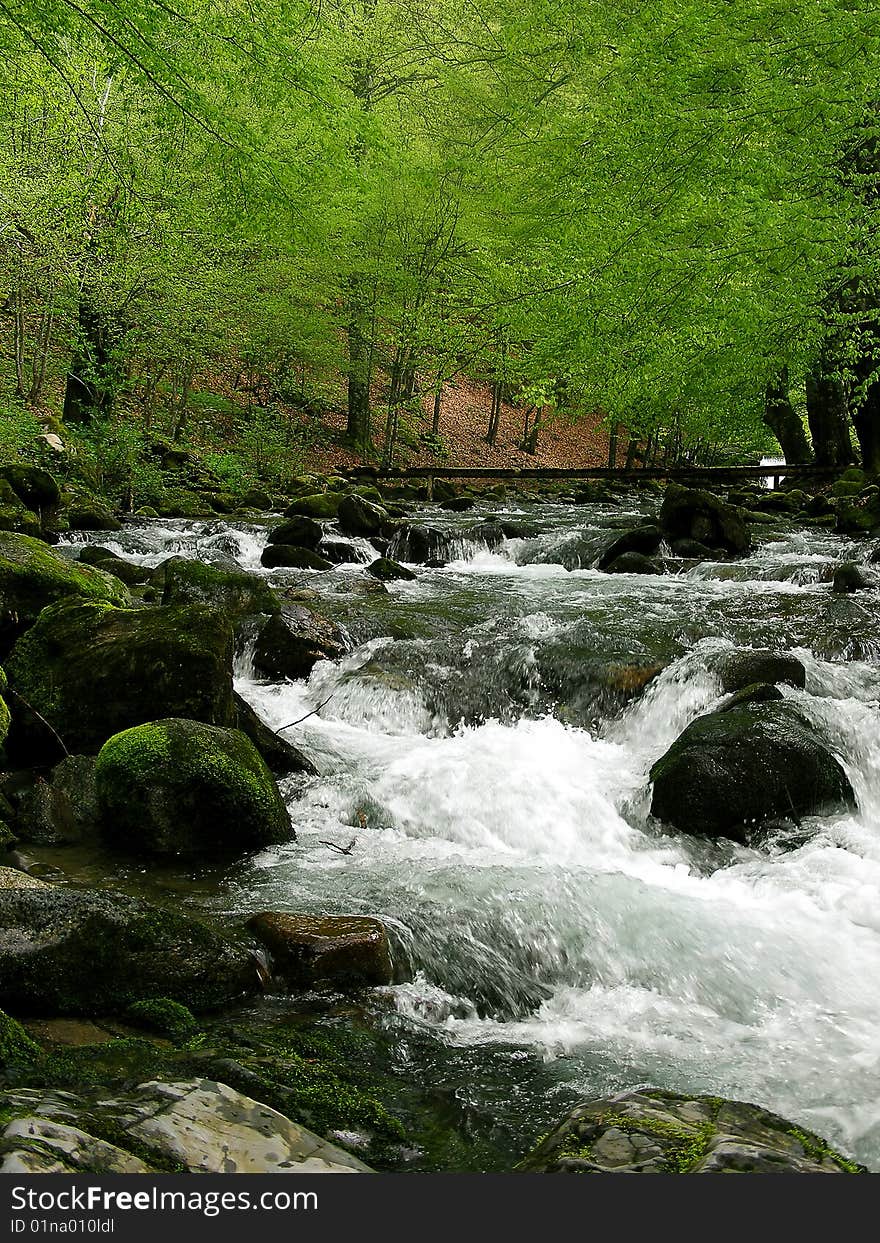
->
{"left": 247, "top": 912, "right": 393, "bottom": 989}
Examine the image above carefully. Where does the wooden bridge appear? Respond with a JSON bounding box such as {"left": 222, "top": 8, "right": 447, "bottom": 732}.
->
{"left": 343, "top": 463, "right": 839, "bottom": 489}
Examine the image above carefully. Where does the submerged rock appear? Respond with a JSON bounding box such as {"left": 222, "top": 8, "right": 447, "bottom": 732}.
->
{"left": 253, "top": 605, "right": 347, "bottom": 680}
{"left": 246, "top": 913, "right": 394, "bottom": 989}
{"left": 604, "top": 551, "right": 663, "bottom": 575}
{"left": 0, "top": 886, "right": 257, "bottom": 1013}
{"left": 659, "top": 482, "right": 750, "bottom": 556}
{"left": 5, "top": 599, "right": 235, "bottom": 755}
{"left": 0, "top": 1080, "right": 372, "bottom": 1174}
{"left": 518, "top": 1089, "right": 864, "bottom": 1173}
{"left": 0, "top": 531, "right": 128, "bottom": 652}
{"left": 649, "top": 701, "right": 854, "bottom": 841}
{"left": 95, "top": 718, "right": 293, "bottom": 855}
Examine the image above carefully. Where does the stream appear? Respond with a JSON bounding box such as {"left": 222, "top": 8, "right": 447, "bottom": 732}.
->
{"left": 59, "top": 497, "right": 880, "bottom": 1170}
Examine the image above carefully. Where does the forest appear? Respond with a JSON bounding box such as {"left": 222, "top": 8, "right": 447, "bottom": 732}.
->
{"left": 2, "top": 0, "right": 880, "bottom": 488}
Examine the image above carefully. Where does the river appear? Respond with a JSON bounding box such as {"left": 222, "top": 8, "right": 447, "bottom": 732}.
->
{"left": 59, "top": 495, "right": 880, "bottom": 1169}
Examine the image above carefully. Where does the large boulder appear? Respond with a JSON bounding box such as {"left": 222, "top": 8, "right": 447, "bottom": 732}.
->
{"left": 649, "top": 702, "right": 854, "bottom": 841}
{"left": 246, "top": 913, "right": 394, "bottom": 989}
{"left": 387, "top": 524, "right": 449, "bottom": 564}
{"left": 95, "top": 718, "right": 293, "bottom": 856}
{"left": 0, "top": 531, "right": 128, "bottom": 651}
{"left": 337, "top": 494, "right": 387, "bottom": 537}
{"left": 284, "top": 493, "right": 342, "bottom": 520}
{"left": 518, "top": 1089, "right": 863, "bottom": 1173}
{"left": 160, "top": 556, "right": 278, "bottom": 617}
{"left": 253, "top": 605, "right": 347, "bottom": 680}
{"left": 0, "top": 1080, "right": 372, "bottom": 1174}
{"left": 0, "top": 465, "right": 60, "bottom": 513}
{"left": 596, "top": 525, "right": 663, "bottom": 570}
{"left": 0, "top": 886, "right": 258, "bottom": 1014}
{"left": 5, "top": 599, "right": 235, "bottom": 755}
{"left": 1, "top": 755, "right": 99, "bottom": 845}
{"left": 260, "top": 545, "right": 333, "bottom": 571}
{"left": 832, "top": 562, "right": 870, "bottom": 594}
{"left": 266, "top": 516, "right": 323, "bottom": 549}
{"left": 717, "top": 648, "right": 806, "bottom": 693}
{"left": 659, "top": 483, "right": 750, "bottom": 556}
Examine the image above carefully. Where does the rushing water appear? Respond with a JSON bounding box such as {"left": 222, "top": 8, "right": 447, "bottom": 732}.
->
{"left": 61, "top": 499, "right": 880, "bottom": 1168}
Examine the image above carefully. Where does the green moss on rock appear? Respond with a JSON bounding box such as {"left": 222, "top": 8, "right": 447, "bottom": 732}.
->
{"left": 0, "top": 531, "right": 129, "bottom": 648}
{"left": 161, "top": 556, "right": 279, "bottom": 618}
{"left": 5, "top": 600, "right": 235, "bottom": 754}
{"left": 126, "top": 998, "right": 200, "bottom": 1042}
{"left": 0, "top": 1006, "right": 42, "bottom": 1073}
{"left": 95, "top": 718, "right": 292, "bottom": 855}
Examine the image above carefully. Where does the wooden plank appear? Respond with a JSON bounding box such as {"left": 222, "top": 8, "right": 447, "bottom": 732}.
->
{"left": 340, "top": 464, "right": 838, "bottom": 483}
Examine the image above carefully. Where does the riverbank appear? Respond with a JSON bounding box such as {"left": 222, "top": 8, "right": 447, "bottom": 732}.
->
{"left": 1, "top": 462, "right": 877, "bottom": 1173}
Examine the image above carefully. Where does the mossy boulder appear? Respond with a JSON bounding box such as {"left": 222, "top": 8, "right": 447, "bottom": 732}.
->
{"left": 252, "top": 605, "right": 347, "bottom": 680}
{"left": 659, "top": 482, "right": 750, "bottom": 556}
{"left": 0, "top": 676, "right": 9, "bottom": 753}
{"left": 337, "top": 494, "right": 388, "bottom": 537}
{"left": 835, "top": 492, "right": 880, "bottom": 535}
{"left": 518, "top": 1089, "right": 864, "bottom": 1173}
{"left": 95, "top": 718, "right": 293, "bottom": 855}
{"left": 5, "top": 599, "right": 235, "bottom": 754}
{"left": 0, "top": 531, "right": 129, "bottom": 651}
{"left": 2, "top": 756, "right": 99, "bottom": 845}
{"left": 160, "top": 556, "right": 278, "bottom": 618}
{"left": 63, "top": 490, "right": 122, "bottom": 532}
{"left": 0, "top": 464, "right": 60, "bottom": 512}
{"left": 125, "top": 997, "right": 199, "bottom": 1042}
{"left": 0, "top": 1006, "right": 42, "bottom": 1075}
{"left": 0, "top": 480, "right": 42, "bottom": 538}
{"left": 366, "top": 557, "right": 416, "bottom": 582}
{"left": 649, "top": 702, "right": 855, "bottom": 841}
{"left": 284, "top": 493, "right": 342, "bottom": 520}
{"left": 0, "top": 886, "right": 258, "bottom": 1014}
{"left": 87, "top": 554, "right": 152, "bottom": 587}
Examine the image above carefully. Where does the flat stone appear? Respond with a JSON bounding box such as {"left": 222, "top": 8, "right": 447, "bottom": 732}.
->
{"left": 247, "top": 912, "right": 394, "bottom": 989}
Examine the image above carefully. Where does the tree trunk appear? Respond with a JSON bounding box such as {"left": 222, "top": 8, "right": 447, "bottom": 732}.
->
{"left": 607, "top": 423, "right": 618, "bottom": 469}
{"left": 346, "top": 309, "right": 371, "bottom": 450}
{"left": 853, "top": 381, "right": 880, "bottom": 474}
{"left": 63, "top": 303, "right": 115, "bottom": 424}
{"left": 763, "top": 367, "right": 812, "bottom": 463}
{"left": 431, "top": 380, "right": 443, "bottom": 435}
{"left": 806, "top": 364, "right": 853, "bottom": 467}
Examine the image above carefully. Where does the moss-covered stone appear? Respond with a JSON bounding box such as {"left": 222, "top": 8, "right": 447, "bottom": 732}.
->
{"left": 63, "top": 489, "right": 122, "bottom": 531}
{"left": 0, "top": 531, "right": 129, "bottom": 651}
{"left": 95, "top": 718, "right": 293, "bottom": 855}
{"left": 0, "top": 886, "right": 258, "bottom": 1014}
{"left": 0, "top": 1007, "right": 42, "bottom": 1075}
{"left": 5, "top": 599, "right": 235, "bottom": 754}
{"left": 284, "top": 493, "right": 342, "bottom": 520}
{"left": 161, "top": 556, "right": 279, "bottom": 618}
{"left": 126, "top": 998, "right": 199, "bottom": 1042}
{"left": 0, "top": 465, "right": 60, "bottom": 512}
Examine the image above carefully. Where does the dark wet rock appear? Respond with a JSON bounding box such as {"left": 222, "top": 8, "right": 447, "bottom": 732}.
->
{"left": 0, "top": 1079, "right": 372, "bottom": 1174}
{"left": 95, "top": 718, "right": 292, "bottom": 856}
{"left": 466, "top": 520, "right": 505, "bottom": 550}
{"left": 659, "top": 482, "right": 750, "bottom": 556}
{"left": 240, "top": 488, "right": 273, "bottom": 511}
{"left": 266, "top": 515, "right": 323, "bottom": 549}
{"left": 90, "top": 557, "right": 151, "bottom": 587}
{"left": 717, "top": 682, "right": 784, "bottom": 712}
{"left": 233, "top": 692, "right": 315, "bottom": 776}
{"left": 366, "top": 557, "right": 416, "bottom": 582}
{"left": 387, "top": 523, "right": 448, "bottom": 564}
{"left": 649, "top": 701, "right": 855, "bottom": 841}
{"left": 805, "top": 494, "right": 836, "bottom": 518}
{"left": 596, "top": 524, "right": 663, "bottom": 570}
{"left": 5, "top": 599, "right": 235, "bottom": 755}
{"left": 499, "top": 520, "right": 540, "bottom": 540}
{"left": 253, "top": 605, "right": 346, "bottom": 681}
{"left": 161, "top": 556, "right": 278, "bottom": 617}
{"left": 832, "top": 562, "right": 870, "bottom": 594}
{"left": 0, "top": 465, "right": 60, "bottom": 513}
{"left": 756, "top": 490, "right": 801, "bottom": 513}
{"left": 64, "top": 492, "right": 122, "bottom": 531}
{"left": 0, "top": 886, "right": 258, "bottom": 1014}
{"left": 284, "top": 493, "right": 342, "bottom": 520}
{"left": 260, "top": 545, "right": 333, "bottom": 571}
{"left": 604, "top": 551, "right": 663, "bottom": 575}
{"left": 2, "top": 756, "right": 99, "bottom": 845}
{"left": 246, "top": 912, "right": 394, "bottom": 989}
{"left": 319, "top": 538, "right": 364, "bottom": 565}
{"left": 0, "top": 531, "right": 128, "bottom": 652}
{"left": 518, "top": 1089, "right": 864, "bottom": 1173}
{"left": 337, "top": 494, "right": 388, "bottom": 537}
{"left": 439, "top": 496, "right": 475, "bottom": 512}
{"left": 670, "top": 537, "right": 714, "bottom": 559}
{"left": 835, "top": 492, "right": 880, "bottom": 535}
{"left": 717, "top": 648, "right": 806, "bottom": 693}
